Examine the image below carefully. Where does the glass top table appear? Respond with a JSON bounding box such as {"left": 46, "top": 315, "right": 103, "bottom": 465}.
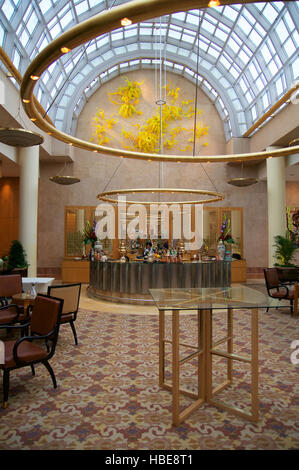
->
{"left": 149, "top": 286, "right": 290, "bottom": 311}
{"left": 149, "top": 286, "right": 290, "bottom": 426}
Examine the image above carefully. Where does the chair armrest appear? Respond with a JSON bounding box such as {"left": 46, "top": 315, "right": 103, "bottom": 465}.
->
{"left": 0, "top": 297, "right": 9, "bottom": 306}
{"left": 12, "top": 328, "right": 57, "bottom": 366}
{"left": 0, "top": 303, "right": 25, "bottom": 322}
{"left": 278, "top": 285, "right": 290, "bottom": 297}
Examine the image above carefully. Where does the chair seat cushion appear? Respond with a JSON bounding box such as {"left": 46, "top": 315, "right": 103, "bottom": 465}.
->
{"left": 60, "top": 313, "right": 74, "bottom": 323}
{"left": 0, "top": 306, "right": 26, "bottom": 325}
{"left": 271, "top": 289, "right": 294, "bottom": 300}
{"left": 1, "top": 340, "right": 48, "bottom": 369}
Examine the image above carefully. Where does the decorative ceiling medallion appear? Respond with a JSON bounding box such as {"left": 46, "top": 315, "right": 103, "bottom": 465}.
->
{"left": 227, "top": 177, "right": 258, "bottom": 187}
{"left": 0, "top": 128, "right": 43, "bottom": 147}
{"left": 49, "top": 175, "right": 80, "bottom": 185}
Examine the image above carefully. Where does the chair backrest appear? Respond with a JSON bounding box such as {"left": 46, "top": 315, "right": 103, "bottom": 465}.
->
{"left": 47, "top": 283, "right": 81, "bottom": 315}
{"left": 0, "top": 274, "right": 22, "bottom": 298}
{"left": 264, "top": 268, "right": 280, "bottom": 291}
{"left": 30, "top": 294, "right": 64, "bottom": 337}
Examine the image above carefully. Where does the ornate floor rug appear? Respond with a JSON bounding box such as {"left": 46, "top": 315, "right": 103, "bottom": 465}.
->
{"left": 0, "top": 307, "right": 298, "bottom": 450}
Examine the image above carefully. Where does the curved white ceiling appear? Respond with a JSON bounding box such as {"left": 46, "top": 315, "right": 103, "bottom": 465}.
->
{"left": 0, "top": 1, "right": 298, "bottom": 141}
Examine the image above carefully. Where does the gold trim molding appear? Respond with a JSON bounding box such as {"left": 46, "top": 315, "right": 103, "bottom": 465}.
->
{"left": 20, "top": 0, "right": 299, "bottom": 163}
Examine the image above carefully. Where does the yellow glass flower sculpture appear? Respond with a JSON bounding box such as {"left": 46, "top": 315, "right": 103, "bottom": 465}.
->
{"left": 90, "top": 78, "right": 209, "bottom": 154}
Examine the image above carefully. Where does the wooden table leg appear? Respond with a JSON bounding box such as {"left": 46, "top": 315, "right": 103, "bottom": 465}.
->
{"left": 204, "top": 309, "right": 213, "bottom": 401}
{"left": 207, "top": 307, "right": 259, "bottom": 422}
{"left": 159, "top": 309, "right": 165, "bottom": 387}
{"left": 251, "top": 307, "right": 259, "bottom": 421}
{"left": 198, "top": 310, "right": 205, "bottom": 400}
{"left": 227, "top": 308, "right": 233, "bottom": 382}
{"left": 172, "top": 309, "right": 180, "bottom": 426}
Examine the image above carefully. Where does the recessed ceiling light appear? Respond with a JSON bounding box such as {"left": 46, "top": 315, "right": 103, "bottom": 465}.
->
{"left": 61, "top": 46, "right": 71, "bottom": 53}
{"left": 121, "top": 17, "right": 132, "bottom": 26}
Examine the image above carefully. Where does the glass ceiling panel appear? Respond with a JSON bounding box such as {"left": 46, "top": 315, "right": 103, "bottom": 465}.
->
{"left": 0, "top": 1, "right": 298, "bottom": 141}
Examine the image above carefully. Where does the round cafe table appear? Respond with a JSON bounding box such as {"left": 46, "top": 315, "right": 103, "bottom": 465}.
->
{"left": 12, "top": 293, "right": 36, "bottom": 313}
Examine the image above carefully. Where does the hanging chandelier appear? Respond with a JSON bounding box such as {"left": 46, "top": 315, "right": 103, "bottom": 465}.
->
{"left": 227, "top": 161, "right": 258, "bottom": 187}
{"left": 0, "top": 128, "right": 43, "bottom": 147}
{"left": 97, "top": 188, "right": 224, "bottom": 205}
{"left": 49, "top": 155, "right": 80, "bottom": 185}
{"left": 49, "top": 175, "right": 80, "bottom": 185}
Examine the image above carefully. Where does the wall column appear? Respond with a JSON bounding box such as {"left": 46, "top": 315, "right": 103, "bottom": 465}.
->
{"left": 266, "top": 148, "right": 286, "bottom": 267}
{"left": 18, "top": 146, "right": 39, "bottom": 277}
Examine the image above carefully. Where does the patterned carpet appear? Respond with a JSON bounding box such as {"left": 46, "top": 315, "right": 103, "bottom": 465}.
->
{"left": 0, "top": 306, "right": 298, "bottom": 450}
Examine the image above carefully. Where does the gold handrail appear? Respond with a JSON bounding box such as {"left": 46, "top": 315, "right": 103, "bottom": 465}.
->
{"left": 243, "top": 82, "right": 299, "bottom": 138}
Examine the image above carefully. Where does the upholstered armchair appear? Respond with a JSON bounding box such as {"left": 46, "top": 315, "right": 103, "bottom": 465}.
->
{"left": 47, "top": 283, "right": 81, "bottom": 345}
{"left": 0, "top": 274, "right": 29, "bottom": 329}
{"left": 0, "top": 294, "right": 64, "bottom": 408}
{"left": 264, "top": 268, "right": 294, "bottom": 314}
{"left": 0, "top": 274, "right": 22, "bottom": 305}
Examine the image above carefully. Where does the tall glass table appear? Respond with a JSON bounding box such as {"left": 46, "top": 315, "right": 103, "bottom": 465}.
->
{"left": 149, "top": 286, "right": 290, "bottom": 426}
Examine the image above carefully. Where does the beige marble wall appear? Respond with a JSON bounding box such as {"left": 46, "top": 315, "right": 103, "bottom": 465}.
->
{"left": 38, "top": 71, "right": 276, "bottom": 271}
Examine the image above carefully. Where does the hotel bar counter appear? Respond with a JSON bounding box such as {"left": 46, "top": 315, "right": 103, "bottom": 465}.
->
{"left": 87, "top": 260, "right": 231, "bottom": 304}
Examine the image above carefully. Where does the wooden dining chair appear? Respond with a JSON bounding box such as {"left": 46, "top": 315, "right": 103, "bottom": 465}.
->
{"left": 0, "top": 294, "right": 64, "bottom": 408}
{"left": 0, "top": 274, "right": 22, "bottom": 306}
{"left": 0, "top": 274, "right": 28, "bottom": 330}
{"left": 47, "top": 283, "right": 81, "bottom": 345}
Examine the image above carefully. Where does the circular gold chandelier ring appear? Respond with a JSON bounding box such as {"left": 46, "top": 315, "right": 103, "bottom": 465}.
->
{"left": 97, "top": 188, "right": 224, "bottom": 205}
{"left": 20, "top": 0, "right": 299, "bottom": 163}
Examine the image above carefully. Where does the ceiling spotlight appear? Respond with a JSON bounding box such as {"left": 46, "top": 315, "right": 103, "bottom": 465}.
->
{"left": 30, "top": 75, "right": 40, "bottom": 81}
{"left": 22, "top": 99, "right": 31, "bottom": 103}
{"left": 289, "top": 138, "right": 299, "bottom": 147}
{"left": 61, "top": 46, "right": 71, "bottom": 53}
{"left": 121, "top": 17, "right": 132, "bottom": 26}
{"left": 208, "top": 0, "right": 220, "bottom": 7}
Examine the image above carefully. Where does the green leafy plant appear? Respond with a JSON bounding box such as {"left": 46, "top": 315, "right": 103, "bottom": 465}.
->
{"left": 7, "top": 240, "right": 29, "bottom": 270}
{"left": 82, "top": 220, "right": 97, "bottom": 247}
{"left": 273, "top": 233, "right": 297, "bottom": 267}
{"left": 218, "top": 215, "right": 235, "bottom": 244}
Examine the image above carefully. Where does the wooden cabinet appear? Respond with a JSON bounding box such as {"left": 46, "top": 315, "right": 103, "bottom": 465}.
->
{"left": 62, "top": 259, "right": 90, "bottom": 283}
{"left": 231, "top": 259, "right": 247, "bottom": 283}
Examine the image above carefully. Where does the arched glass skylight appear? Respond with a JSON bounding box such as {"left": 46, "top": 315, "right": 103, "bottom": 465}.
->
{"left": 0, "top": 1, "right": 298, "bottom": 142}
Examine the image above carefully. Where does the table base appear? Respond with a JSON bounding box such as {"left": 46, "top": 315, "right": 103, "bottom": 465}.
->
{"left": 159, "top": 307, "right": 259, "bottom": 426}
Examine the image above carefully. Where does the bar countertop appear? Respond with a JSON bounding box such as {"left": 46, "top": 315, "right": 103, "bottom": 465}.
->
{"left": 88, "top": 259, "right": 231, "bottom": 305}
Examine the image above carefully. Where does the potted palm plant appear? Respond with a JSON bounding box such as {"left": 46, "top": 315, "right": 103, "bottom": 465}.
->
{"left": 273, "top": 232, "right": 298, "bottom": 284}
{"left": 273, "top": 233, "right": 297, "bottom": 267}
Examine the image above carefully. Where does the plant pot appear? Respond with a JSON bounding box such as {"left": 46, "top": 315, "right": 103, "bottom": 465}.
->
{"left": 12, "top": 267, "right": 28, "bottom": 277}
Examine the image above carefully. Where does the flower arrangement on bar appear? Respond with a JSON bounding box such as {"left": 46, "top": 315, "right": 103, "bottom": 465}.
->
{"left": 218, "top": 215, "right": 235, "bottom": 245}
{"left": 83, "top": 220, "right": 97, "bottom": 248}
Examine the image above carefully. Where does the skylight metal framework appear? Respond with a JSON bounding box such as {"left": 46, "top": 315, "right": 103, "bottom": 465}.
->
{"left": 0, "top": 0, "right": 298, "bottom": 142}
